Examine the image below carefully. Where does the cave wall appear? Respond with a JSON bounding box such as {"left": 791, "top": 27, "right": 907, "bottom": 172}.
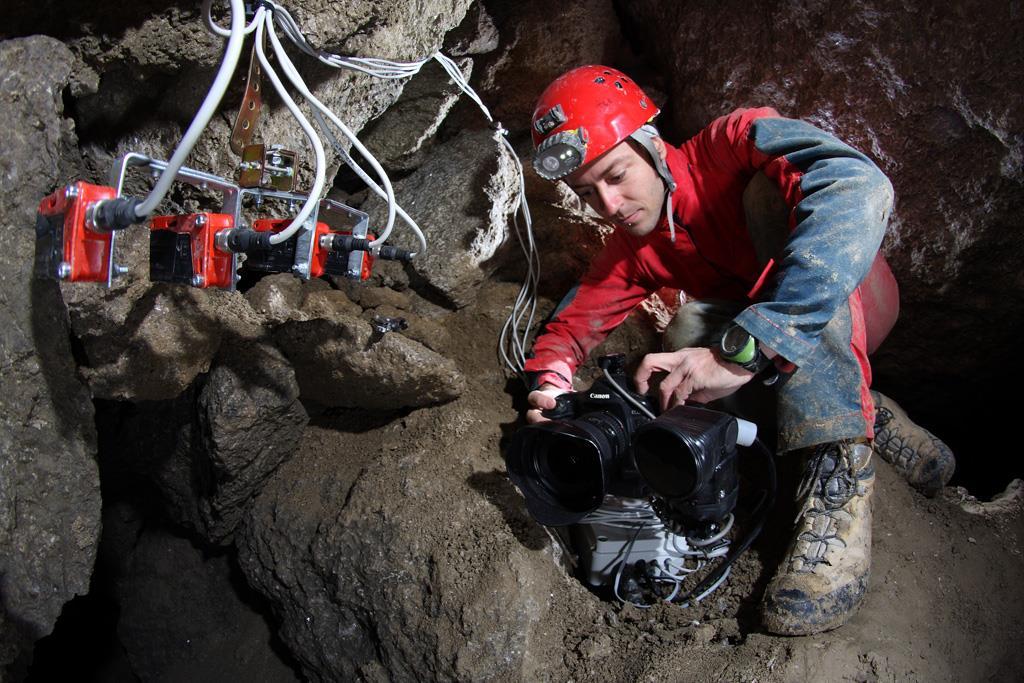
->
{"left": 0, "top": 36, "right": 100, "bottom": 677}
{"left": 1, "top": 0, "right": 1021, "bottom": 679}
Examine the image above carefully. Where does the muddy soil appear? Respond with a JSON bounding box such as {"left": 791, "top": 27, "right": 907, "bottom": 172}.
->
{"left": 431, "top": 278, "right": 1024, "bottom": 682}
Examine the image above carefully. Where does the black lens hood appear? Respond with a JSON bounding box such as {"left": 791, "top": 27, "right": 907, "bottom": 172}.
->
{"left": 506, "top": 420, "right": 611, "bottom": 526}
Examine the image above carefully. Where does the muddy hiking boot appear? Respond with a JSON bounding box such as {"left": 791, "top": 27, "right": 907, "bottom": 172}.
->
{"left": 871, "top": 390, "right": 956, "bottom": 497}
{"left": 762, "top": 440, "right": 874, "bottom": 636}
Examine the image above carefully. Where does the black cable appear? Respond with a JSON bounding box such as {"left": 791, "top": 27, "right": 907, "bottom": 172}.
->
{"left": 675, "top": 436, "right": 777, "bottom": 605}
{"left": 93, "top": 197, "right": 145, "bottom": 231}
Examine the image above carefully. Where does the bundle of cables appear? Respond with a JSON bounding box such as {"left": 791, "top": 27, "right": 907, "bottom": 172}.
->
{"left": 104, "top": 0, "right": 540, "bottom": 379}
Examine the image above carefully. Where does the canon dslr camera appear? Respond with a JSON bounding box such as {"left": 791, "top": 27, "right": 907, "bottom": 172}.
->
{"left": 506, "top": 354, "right": 750, "bottom": 539}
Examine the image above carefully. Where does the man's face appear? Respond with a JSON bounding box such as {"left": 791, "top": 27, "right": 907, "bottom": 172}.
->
{"left": 565, "top": 137, "right": 667, "bottom": 238}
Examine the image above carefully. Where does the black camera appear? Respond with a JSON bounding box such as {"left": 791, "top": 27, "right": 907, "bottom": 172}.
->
{"left": 507, "top": 355, "right": 657, "bottom": 526}
{"left": 506, "top": 355, "right": 744, "bottom": 537}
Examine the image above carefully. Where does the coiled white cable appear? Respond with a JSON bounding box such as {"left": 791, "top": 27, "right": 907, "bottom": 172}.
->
{"left": 426, "top": 52, "right": 542, "bottom": 375}
{"left": 495, "top": 130, "right": 540, "bottom": 376}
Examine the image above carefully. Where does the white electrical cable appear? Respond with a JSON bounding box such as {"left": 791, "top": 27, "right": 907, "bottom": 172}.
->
{"left": 266, "top": 0, "right": 431, "bottom": 78}
{"left": 591, "top": 497, "right": 733, "bottom": 608}
{"left": 263, "top": 17, "right": 399, "bottom": 248}
{"left": 195, "top": 0, "right": 539, "bottom": 312}
{"left": 425, "top": 52, "right": 542, "bottom": 376}
{"left": 135, "top": 0, "right": 247, "bottom": 218}
{"left": 496, "top": 130, "right": 540, "bottom": 375}
{"left": 255, "top": 1, "right": 540, "bottom": 360}
{"left": 203, "top": 0, "right": 262, "bottom": 37}
{"left": 313, "top": 110, "right": 426, "bottom": 254}
{"left": 253, "top": 11, "right": 326, "bottom": 244}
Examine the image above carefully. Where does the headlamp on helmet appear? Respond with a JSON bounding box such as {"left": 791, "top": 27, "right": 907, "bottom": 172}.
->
{"left": 530, "top": 65, "right": 659, "bottom": 182}
{"left": 533, "top": 128, "right": 588, "bottom": 180}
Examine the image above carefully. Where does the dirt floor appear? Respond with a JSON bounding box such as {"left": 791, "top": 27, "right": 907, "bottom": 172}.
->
{"left": 441, "top": 279, "right": 1024, "bottom": 682}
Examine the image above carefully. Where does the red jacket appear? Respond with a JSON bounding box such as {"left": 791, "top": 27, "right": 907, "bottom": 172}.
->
{"left": 525, "top": 107, "right": 894, "bottom": 390}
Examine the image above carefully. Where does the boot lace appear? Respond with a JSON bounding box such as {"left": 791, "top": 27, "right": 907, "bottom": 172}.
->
{"left": 796, "top": 442, "right": 859, "bottom": 510}
{"left": 791, "top": 442, "right": 862, "bottom": 571}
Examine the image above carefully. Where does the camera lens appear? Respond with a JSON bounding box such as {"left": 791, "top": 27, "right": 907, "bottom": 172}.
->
{"left": 632, "top": 428, "right": 699, "bottom": 497}
{"left": 533, "top": 434, "right": 604, "bottom": 514}
{"left": 506, "top": 411, "right": 632, "bottom": 525}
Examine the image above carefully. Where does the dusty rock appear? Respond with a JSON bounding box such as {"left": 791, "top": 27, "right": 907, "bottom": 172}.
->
{"left": 243, "top": 273, "right": 308, "bottom": 324}
{"left": 236, "top": 403, "right": 582, "bottom": 681}
{"left": 364, "top": 129, "right": 519, "bottom": 308}
{"left": 0, "top": 35, "right": 101, "bottom": 674}
{"left": 469, "top": 0, "right": 627, "bottom": 125}
{"left": 443, "top": 2, "right": 500, "bottom": 58}
{"left": 361, "top": 305, "right": 451, "bottom": 354}
{"left": 272, "top": 312, "right": 464, "bottom": 409}
{"left": 74, "top": 285, "right": 266, "bottom": 401}
{"left": 109, "top": 339, "right": 306, "bottom": 544}
{"left": 299, "top": 288, "right": 363, "bottom": 319}
{"left": 944, "top": 479, "right": 1024, "bottom": 517}
{"left": 195, "top": 340, "right": 309, "bottom": 539}
{"left": 361, "top": 57, "right": 475, "bottom": 172}
{"left": 341, "top": 281, "right": 412, "bottom": 311}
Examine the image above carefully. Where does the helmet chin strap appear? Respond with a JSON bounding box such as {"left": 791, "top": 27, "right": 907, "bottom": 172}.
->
{"left": 630, "top": 124, "right": 677, "bottom": 242}
{"left": 665, "top": 188, "right": 675, "bottom": 243}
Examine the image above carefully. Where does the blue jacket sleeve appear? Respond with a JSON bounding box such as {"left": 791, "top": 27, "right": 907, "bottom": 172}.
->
{"left": 730, "top": 116, "right": 894, "bottom": 368}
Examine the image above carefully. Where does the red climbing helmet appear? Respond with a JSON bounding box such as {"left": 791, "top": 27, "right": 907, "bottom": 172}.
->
{"left": 531, "top": 65, "right": 659, "bottom": 181}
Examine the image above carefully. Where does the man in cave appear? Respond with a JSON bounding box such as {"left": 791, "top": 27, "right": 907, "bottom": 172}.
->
{"left": 522, "top": 65, "right": 954, "bottom": 635}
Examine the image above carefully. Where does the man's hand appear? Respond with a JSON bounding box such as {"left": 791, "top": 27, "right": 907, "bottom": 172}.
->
{"left": 634, "top": 347, "right": 754, "bottom": 411}
{"left": 526, "top": 384, "right": 568, "bottom": 424}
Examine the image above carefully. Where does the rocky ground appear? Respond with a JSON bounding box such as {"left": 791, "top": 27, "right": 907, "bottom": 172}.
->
{"left": 2, "top": 0, "right": 1023, "bottom": 680}
{"left": 25, "top": 276, "right": 1024, "bottom": 682}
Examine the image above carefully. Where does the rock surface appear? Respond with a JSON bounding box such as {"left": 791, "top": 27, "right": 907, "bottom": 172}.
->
{"left": 0, "top": 35, "right": 101, "bottom": 674}
{"left": 364, "top": 129, "right": 520, "bottom": 308}
{"left": 236, "top": 401, "right": 577, "bottom": 681}
{"left": 361, "top": 57, "right": 476, "bottom": 172}
{"left": 108, "top": 339, "right": 307, "bottom": 544}
{"left": 72, "top": 285, "right": 268, "bottom": 402}
{"left": 273, "top": 311, "right": 465, "bottom": 410}
{"left": 470, "top": 0, "right": 627, "bottom": 125}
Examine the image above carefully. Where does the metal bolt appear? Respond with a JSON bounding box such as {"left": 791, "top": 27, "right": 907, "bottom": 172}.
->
{"left": 57, "top": 262, "right": 72, "bottom": 279}
{"left": 112, "top": 265, "right": 129, "bottom": 278}
{"left": 64, "top": 185, "right": 79, "bottom": 199}
{"left": 191, "top": 274, "right": 205, "bottom": 287}
{"left": 200, "top": 181, "right": 209, "bottom": 191}
{"left": 151, "top": 169, "right": 161, "bottom": 179}
{"left": 195, "top": 214, "right": 208, "bottom": 227}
